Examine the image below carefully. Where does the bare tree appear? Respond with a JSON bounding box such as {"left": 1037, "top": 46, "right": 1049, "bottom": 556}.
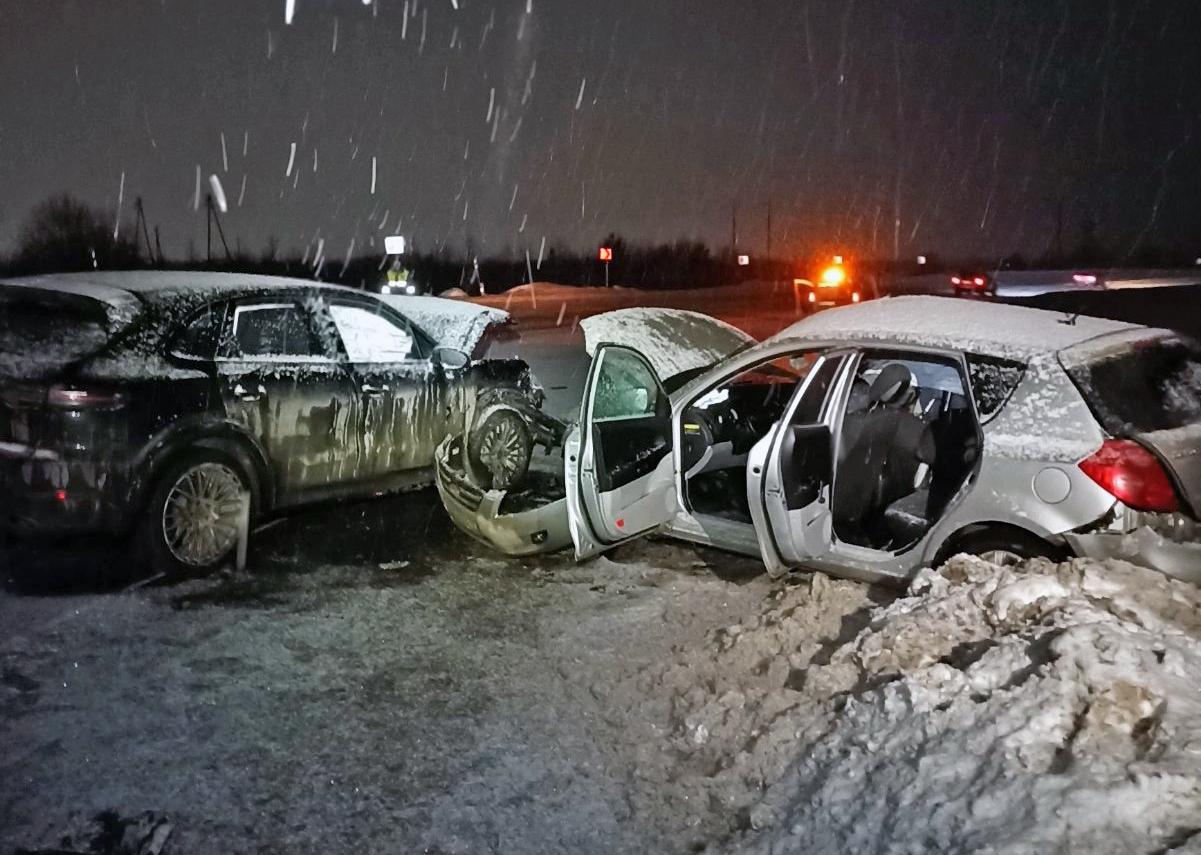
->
{"left": 14, "top": 193, "right": 141, "bottom": 274}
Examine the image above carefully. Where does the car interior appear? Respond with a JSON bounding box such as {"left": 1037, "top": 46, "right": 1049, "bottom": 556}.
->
{"left": 679, "top": 352, "right": 821, "bottom": 524}
{"left": 831, "top": 355, "right": 980, "bottom": 551}
{"left": 677, "top": 349, "right": 980, "bottom": 555}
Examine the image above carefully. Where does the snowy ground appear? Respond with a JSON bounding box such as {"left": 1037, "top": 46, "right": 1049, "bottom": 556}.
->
{"left": 4, "top": 489, "right": 1201, "bottom": 853}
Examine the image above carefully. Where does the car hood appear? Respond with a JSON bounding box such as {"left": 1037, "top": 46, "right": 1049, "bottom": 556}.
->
{"left": 581, "top": 307, "right": 754, "bottom": 382}
{"left": 379, "top": 294, "right": 509, "bottom": 354}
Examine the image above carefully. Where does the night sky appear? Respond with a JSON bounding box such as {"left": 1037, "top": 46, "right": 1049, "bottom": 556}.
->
{"left": 3, "top": 0, "right": 1200, "bottom": 265}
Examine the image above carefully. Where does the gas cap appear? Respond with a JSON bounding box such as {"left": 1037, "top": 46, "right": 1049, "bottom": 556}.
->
{"left": 1033, "top": 467, "right": 1072, "bottom": 504}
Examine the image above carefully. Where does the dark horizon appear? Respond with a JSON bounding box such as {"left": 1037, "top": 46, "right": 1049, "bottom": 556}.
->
{"left": 4, "top": 1, "right": 1201, "bottom": 266}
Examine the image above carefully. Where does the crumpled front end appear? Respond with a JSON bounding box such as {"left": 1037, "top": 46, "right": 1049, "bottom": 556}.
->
{"left": 435, "top": 436, "right": 570, "bottom": 556}
{"left": 1064, "top": 507, "right": 1201, "bottom": 585}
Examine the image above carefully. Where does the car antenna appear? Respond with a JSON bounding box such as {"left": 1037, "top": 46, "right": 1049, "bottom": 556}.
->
{"left": 1058, "top": 312, "right": 1079, "bottom": 326}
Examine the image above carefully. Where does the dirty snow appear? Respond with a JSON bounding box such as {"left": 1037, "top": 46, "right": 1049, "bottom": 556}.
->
{"left": 5, "top": 506, "right": 1201, "bottom": 855}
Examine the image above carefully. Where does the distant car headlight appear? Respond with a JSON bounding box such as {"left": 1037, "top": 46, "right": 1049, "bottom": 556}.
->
{"left": 380, "top": 284, "right": 392, "bottom": 294}
{"left": 404, "top": 284, "right": 417, "bottom": 295}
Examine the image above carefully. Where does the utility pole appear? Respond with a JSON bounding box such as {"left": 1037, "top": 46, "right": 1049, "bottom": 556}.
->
{"left": 766, "top": 200, "right": 773, "bottom": 259}
{"left": 134, "top": 198, "right": 155, "bottom": 265}
{"left": 731, "top": 202, "right": 738, "bottom": 257}
{"left": 154, "top": 227, "right": 163, "bottom": 266}
{"left": 206, "top": 193, "right": 233, "bottom": 264}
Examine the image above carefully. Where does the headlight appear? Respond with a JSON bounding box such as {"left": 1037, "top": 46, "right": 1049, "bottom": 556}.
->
{"left": 404, "top": 284, "right": 417, "bottom": 295}
{"left": 380, "top": 284, "right": 392, "bottom": 294}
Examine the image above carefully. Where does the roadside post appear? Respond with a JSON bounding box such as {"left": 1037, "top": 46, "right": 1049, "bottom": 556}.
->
{"left": 236, "top": 489, "right": 250, "bottom": 571}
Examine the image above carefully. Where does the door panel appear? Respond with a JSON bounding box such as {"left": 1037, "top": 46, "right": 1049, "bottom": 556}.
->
{"left": 216, "top": 302, "right": 361, "bottom": 500}
{"left": 751, "top": 353, "right": 849, "bottom": 574}
{"left": 569, "top": 345, "right": 678, "bottom": 559}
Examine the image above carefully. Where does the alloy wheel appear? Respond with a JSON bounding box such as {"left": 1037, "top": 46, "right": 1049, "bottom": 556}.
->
{"left": 161, "top": 462, "right": 246, "bottom": 566}
{"left": 477, "top": 414, "right": 528, "bottom": 488}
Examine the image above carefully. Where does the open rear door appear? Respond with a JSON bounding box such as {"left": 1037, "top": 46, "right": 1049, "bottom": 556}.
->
{"left": 747, "top": 353, "right": 850, "bottom": 576}
{"left": 566, "top": 344, "right": 679, "bottom": 560}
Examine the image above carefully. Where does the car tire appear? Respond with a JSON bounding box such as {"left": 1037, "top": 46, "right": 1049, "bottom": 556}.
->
{"left": 137, "top": 448, "right": 255, "bottom": 577}
{"left": 468, "top": 409, "right": 533, "bottom": 491}
{"left": 936, "top": 526, "right": 1068, "bottom": 567}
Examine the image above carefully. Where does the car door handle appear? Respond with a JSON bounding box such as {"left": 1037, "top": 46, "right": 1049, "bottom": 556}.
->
{"left": 362, "top": 384, "right": 390, "bottom": 396}
{"left": 233, "top": 383, "right": 265, "bottom": 401}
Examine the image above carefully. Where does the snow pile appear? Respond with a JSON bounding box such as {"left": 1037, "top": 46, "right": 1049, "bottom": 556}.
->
{"left": 609, "top": 557, "right": 1201, "bottom": 853}
{"left": 726, "top": 557, "right": 1201, "bottom": 854}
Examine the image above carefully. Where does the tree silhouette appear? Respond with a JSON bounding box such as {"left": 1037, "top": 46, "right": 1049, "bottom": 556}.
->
{"left": 14, "top": 193, "right": 141, "bottom": 274}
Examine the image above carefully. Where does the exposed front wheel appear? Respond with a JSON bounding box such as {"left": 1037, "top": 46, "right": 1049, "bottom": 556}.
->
{"left": 138, "top": 449, "right": 254, "bottom": 576}
{"left": 935, "top": 526, "right": 1068, "bottom": 567}
{"left": 468, "top": 409, "right": 533, "bottom": 490}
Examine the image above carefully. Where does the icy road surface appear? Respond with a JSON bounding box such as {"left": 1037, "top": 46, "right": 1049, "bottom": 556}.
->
{"left": 5, "top": 489, "right": 1201, "bottom": 854}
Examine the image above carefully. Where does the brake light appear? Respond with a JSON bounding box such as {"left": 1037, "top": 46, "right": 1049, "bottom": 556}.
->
{"left": 1078, "top": 439, "right": 1178, "bottom": 512}
{"left": 973, "top": 277, "right": 985, "bottom": 286}
{"left": 951, "top": 277, "right": 961, "bottom": 285}
{"left": 48, "top": 385, "right": 125, "bottom": 409}
{"left": 851, "top": 292, "right": 860, "bottom": 302}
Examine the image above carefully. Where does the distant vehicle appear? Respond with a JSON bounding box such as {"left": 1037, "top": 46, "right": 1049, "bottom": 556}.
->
{"left": 0, "top": 271, "right": 560, "bottom": 576}
{"left": 950, "top": 271, "right": 997, "bottom": 297}
{"left": 794, "top": 256, "right": 873, "bottom": 310}
{"left": 436, "top": 298, "right": 1201, "bottom": 587}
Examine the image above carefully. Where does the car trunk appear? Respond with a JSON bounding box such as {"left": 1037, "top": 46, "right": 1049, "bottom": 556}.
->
{"left": 1061, "top": 332, "right": 1201, "bottom": 518}
{"left": 0, "top": 283, "right": 137, "bottom": 452}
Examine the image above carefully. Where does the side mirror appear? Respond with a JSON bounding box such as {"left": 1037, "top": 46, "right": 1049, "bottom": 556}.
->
{"left": 433, "top": 346, "right": 470, "bottom": 371}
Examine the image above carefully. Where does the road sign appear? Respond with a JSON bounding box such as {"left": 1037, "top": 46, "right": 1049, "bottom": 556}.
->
{"left": 384, "top": 235, "right": 406, "bottom": 254}
{"left": 598, "top": 246, "right": 613, "bottom": 262}
{"left": 737, "top": 254, "right": 750, "bottom": 266}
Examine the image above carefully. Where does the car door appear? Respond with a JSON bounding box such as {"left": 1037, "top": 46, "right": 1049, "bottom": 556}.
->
{"left": 215, "top": 298, "right": 361, "bottom": 501}
{"left": 566, "top": 344, "right": 679, "bottom": 559}
{"left": 326, "top": 298, "right": 451, "bottom": 478}
{"left": 746, "top": 351, "right": 852, "bottom": 577}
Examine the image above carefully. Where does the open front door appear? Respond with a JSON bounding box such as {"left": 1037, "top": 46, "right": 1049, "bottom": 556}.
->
{"left": 566, "top": 344, "right": 679, "bottom": 560}
{"left": 747, "top": 353, "right": 850, "bottom": 577}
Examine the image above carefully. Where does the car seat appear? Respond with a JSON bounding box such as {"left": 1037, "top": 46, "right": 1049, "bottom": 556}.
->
{"left": 833, "top": 364, "right": 936, "bottom": 548}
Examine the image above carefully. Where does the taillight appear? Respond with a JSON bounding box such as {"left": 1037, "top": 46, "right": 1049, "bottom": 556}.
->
{"left": 47, "top": 385, "right": 125, "bottom": 409}
{"left": 951, "top": 277, "right": 961, "bottom": 285}
{"left": 1078, "top": 439, "right": 1178, "bottom": 512}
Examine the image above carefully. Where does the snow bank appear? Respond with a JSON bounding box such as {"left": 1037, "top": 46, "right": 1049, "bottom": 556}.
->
{"left": 609, "top": 557, "right": 1201, "bottom": 853}
{"left": 723, "top": 557, "right": 1201, "bottom": 854}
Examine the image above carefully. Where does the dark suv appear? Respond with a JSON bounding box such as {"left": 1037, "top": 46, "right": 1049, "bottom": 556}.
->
{"left": 0, "top": 271, "right": 560, "bottom": 574}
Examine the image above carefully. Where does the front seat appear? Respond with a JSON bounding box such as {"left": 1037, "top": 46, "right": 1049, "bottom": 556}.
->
{"left": 833, "top": 364, "right": 936, "bottom": 548}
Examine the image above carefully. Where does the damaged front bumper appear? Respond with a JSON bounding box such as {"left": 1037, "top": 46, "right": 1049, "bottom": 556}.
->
{"left": 435, "top": 435, "right": 572, "bottom": 556}
{"left": 1064, "top": 510, "right": 1201, "bottom": 585}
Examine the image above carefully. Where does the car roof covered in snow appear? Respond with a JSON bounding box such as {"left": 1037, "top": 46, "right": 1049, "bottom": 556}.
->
{"left": 774, "top": 295, "right": 1165, "bottom": 360}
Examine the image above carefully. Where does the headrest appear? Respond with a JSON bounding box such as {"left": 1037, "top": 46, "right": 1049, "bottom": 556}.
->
{"left": 868, "top": 363, "right": 916, "bottom": 407}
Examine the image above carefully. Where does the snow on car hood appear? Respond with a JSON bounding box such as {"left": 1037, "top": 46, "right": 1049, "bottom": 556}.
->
{"left": 581, "top": 307, "right": 754, "bottom": 380}
{"left": 380, "top": 294, "right": 509, "bottom": 354}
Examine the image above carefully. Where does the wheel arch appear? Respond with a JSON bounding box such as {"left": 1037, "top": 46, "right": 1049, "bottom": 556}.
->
{"left": 931, "top": 520, "right": 1072, "bottom": 567}
{"left": 129, "top": 420, "right": 274, "bottom": 518}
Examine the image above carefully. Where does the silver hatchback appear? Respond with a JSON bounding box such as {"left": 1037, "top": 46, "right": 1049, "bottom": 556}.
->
{"left": 436, "top": 297, "right": 1201, "bottom": 585}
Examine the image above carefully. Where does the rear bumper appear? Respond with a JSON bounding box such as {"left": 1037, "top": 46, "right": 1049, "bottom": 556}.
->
{"left": 435, "top": 436, "right": 570, "bottom": 556}
{"left": 0, "top": 452, "right": 133, "bottom": 538}
{"left": 1064, "top": 526, "right": 1201, "bottom": 585}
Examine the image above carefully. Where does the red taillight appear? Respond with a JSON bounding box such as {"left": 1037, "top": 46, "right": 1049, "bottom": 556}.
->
{"left": 973, "top": 277, "right": 985, "bottom": 285}
{"left": 1078, "top": 439, "right": 1178, "bottom": 512}
{"left": 48, "top": 385, "right": 125, "bottom": 409}
{"left": 951, "top": 276, "right": 961, "bottom": 285}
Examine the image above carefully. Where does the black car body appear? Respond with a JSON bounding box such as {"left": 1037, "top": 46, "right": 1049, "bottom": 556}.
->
{"left": 0, "top": 271, "right": 559, "bottom": 572}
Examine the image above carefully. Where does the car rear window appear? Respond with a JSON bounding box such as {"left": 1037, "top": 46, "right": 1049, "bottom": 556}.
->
{"left": 1065, "top": 338, "right": 1201, "bottom": 434}
{"left": 0, "top": 289, "right": 115, "bottom": 379}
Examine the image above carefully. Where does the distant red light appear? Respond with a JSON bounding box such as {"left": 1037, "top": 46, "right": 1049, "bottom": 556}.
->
{"left": 974, "top": 277, "right": 985, "bottom": 285}
{"left": 951, "top": 277, "right": 961, "bottom": 285}
{"left": 597, "top": 247, "right": 613, "bottom": 262}
{"left": 56, "top": 490, "right": 67, "bottom": 501}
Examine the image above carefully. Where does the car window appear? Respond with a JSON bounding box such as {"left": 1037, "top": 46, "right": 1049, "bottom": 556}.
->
{"left": 592, "top": 348, "right": 662, "bottom": 420}
{"left": 1065, "top": 338, "right": 1201, "bottom": 434}
{"left": 329, "top": 304, "right": 416, "bottom": 362}
{"left": 966, "top": 354, "right": 1025, "bottom": 420}
{"left": 226, "top": 303, "right": 324, "bottom": 359}
{"left": 169, "top": 302, "right": 226, "bottom": 360}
